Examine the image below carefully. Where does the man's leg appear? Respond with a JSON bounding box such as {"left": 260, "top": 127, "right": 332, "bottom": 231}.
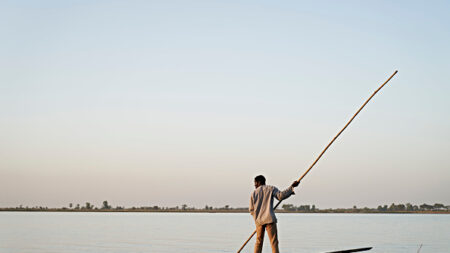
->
{"left": 266, "top": 223, "right": 279, "bottom": 253}
{"left": 254, "top": 224, "right": 265, "bottom": 253}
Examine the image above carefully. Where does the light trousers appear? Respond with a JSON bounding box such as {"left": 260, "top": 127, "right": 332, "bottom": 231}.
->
{"left": 254, "top": 222, "right": 279, "bottom": 253}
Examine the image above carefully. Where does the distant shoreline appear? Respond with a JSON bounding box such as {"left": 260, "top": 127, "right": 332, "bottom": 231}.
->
{"left": 1, "top": 209, "right": 449, "bottom": 214}
{"left": 3, "top": 202, "right": 448, "bottom": 214}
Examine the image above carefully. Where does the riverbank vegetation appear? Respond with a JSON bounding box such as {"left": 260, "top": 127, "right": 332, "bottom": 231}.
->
{"left": 1, "top": 201, "right": 449, "bottom": 214}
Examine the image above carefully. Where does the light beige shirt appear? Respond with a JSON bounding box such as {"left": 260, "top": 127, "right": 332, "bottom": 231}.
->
{"left": 249, "top": 185, "right": 295, "bottom": 225}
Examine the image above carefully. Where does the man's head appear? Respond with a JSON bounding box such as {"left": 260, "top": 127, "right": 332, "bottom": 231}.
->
{"left": 254, "top": 175, "right": 266, "bottom": 189}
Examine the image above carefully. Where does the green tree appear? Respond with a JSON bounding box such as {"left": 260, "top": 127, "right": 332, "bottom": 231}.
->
{"left": 420, "top": 203, "right": 433, "bottom": 210}
{"left": 298, "top": 205, "right": 310, "bottom": 212}
{"left": 433, "top": 203, "right": 445, "bottom": 209}
{"left": 102, "top": 200, "right": 111, "bottom": 209}
{"left": 282, "top": 204, "right": 294, "bottom": 211}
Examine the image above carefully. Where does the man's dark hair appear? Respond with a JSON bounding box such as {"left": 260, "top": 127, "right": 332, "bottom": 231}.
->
{"left": 254, "top": 175, "right": 266, "bottom": 185}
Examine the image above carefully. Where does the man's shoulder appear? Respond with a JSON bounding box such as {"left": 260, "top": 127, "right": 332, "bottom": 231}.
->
{"left": 260, "top": 185, "right": 277, "bottom": 192}
{"left": 252, "top": 185, "right": 277, "bottom": 194}
{"left": 252, "top": 185, "right": 267, "bottom": 194}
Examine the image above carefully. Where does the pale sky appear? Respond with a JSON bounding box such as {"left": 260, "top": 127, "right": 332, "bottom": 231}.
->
{"left": 1, "top": 1, "right": 449, "bottom": 209}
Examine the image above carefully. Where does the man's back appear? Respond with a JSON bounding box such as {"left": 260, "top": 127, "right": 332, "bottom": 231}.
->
{"left": 250, "top": 185, "right": 294, "bottom": 225}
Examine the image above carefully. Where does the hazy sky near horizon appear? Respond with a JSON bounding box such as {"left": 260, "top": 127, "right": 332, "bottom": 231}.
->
{"left": 1, "top": 1, "right": 449, "bottom": 209}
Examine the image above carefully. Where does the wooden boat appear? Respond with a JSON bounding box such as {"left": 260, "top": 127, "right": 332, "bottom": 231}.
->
{"left": 326, "top": 247, "right": 372, "bottom": 253}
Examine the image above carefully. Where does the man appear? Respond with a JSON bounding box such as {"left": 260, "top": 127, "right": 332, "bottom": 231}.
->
{"left": 249, "top": 175, "right": 299, "bottom": 253}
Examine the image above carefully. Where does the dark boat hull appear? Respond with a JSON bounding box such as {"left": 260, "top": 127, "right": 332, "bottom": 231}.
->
{"left": 325, "top": 247, "right": 372, "bottom": 253}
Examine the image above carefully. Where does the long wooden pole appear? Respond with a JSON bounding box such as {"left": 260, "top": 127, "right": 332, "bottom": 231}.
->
{"left": 237, "top": 70, "right": 398, "bottom": 253}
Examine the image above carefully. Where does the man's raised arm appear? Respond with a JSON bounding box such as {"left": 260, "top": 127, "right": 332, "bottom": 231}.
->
{"left": 274, "top": 181, "right": 300, "bottom": 201}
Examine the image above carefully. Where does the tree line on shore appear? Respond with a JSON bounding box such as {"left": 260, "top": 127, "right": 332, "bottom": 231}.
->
{"left": 281, "top": 203, "right": 448, "bottom": 213}
{"left": 1, "top": 201, "right": 448, "bottom": 213}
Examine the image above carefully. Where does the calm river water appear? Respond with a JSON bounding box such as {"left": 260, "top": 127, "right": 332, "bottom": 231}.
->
{"left": 0, "top": 212, "right": 448, "bottom": 253}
